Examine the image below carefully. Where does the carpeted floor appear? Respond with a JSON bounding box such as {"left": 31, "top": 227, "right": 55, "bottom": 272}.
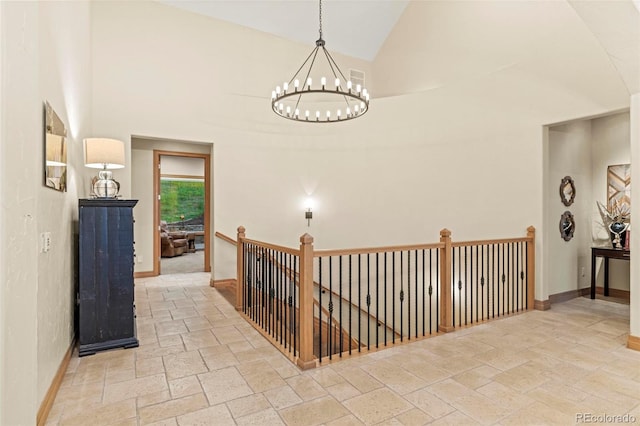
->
{"left": 161, "top": 250, "right": 205, "bottom": 275}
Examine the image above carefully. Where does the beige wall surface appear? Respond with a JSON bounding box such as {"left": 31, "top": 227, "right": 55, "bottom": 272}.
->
{"left": 0, "top": 1, "right": 92, "bottom": 424}
{"left": 591, "top": 113, "right": 631, "bottom": 291}
{"left": 90, "top": 1, "right": 632, "bottom": 296}
{"left": 161, "top": 155, "right": 205, "bottom": 177}
{"left": 630, "top": 93, "right": 639, "bottom": 338}
{"left": 132, "top": 148, "right": 155, "bottom": 273}
{"left": 547, "top": 120, "right": 593, "bottom": 296}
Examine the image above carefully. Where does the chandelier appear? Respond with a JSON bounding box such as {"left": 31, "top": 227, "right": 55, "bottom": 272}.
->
{"left": 270, "top": 0, "right": 370, "bottom": 123}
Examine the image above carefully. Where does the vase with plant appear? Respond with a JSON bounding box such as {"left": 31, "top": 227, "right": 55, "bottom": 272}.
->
{"left": 596, "top": 200, "right": 630, "bottom": 249}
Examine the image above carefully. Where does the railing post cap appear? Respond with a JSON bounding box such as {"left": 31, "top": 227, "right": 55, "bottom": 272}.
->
{"left": 237, "top": 226, "right": 245, "bottom": 234}
{"left": 527, "top": 225, "right": 536, "bottom": 235}
{"left": 440, "top": 228, "right": 451, "bottom": 237}
{"left": 300, "top": 233, "right": 314, "bottom": 244}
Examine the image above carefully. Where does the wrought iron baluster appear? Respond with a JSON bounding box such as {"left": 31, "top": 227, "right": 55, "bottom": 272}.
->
{"left": 328, "top": 256, "right": 333, "bottom": 359}
{"left": 376, "top": 252, "right": 379, "bottom": 348}
{"left": 474, "top": 245, "right": 478, "bottom": 323}
{"left": 492, "top": 244, "right": 496, "bottom": 319}
{"left": 293, "top": 255, "right": 298, "bottom": 356}
{"left": 348, "top": 255, "right": 352, "bottom": 355}
{"left": 358, "top": 253, "right": 362, "bottom": 352}
{"left": 391, "top": 252, "right": 396, "bottom": 344}
{"left": 408, "top": 250, "right": 412, "bottom": 340}
{"left": 501, "top": 243, "right": 505, "bottom": 317}
{"left": 400, "top": 251, "right": 404, "bottom": 341}
{"left": 422, "top": 249, "right": 425, "bottom": 337}
{"left": 458, "top": 246, "right": 462, "bottom": 327}
{"left": 318, "top": 257, "right": 322, "bottom": 361}
{"left": 435, "top": 249, "right": 439, "bottom": 334}
{"left": 339, "top": 255, "right": 343, "bottom": 357}
{"left": 384, "top": 252, "right": 388, "bottom": 346}
{"left": 464, "top": 246, "right": 468, "bottom": 326}
{"left": 367, "top": 253, "right": 371, "bottom": 350}
{"left": 452, "top": 246, "right": 456, "bottom": 328}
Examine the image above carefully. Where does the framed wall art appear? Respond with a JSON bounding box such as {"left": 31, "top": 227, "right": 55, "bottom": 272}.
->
{"left": 607, "top": 164, "right": 630, "bottom": 212}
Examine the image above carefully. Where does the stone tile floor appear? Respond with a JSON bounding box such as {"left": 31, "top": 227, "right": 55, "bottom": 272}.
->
{"left": 47, "top": 273, "right": 640, "bottom": 425}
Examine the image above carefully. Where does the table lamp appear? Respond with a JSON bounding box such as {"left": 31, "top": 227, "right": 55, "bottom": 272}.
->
{"left": 84, "top": 138, "right": 125, "bottom": 198}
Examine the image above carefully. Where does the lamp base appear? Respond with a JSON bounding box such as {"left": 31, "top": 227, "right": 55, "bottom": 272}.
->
{"left": 92, "top": 170, "right": 120, "bottom": 198}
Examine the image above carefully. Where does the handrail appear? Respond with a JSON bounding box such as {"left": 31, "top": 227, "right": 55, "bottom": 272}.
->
{"left": 451, "top": 236, "right": 532, "bottom": 247}
{"left": 215, "top": 231, "right": 237, "bottom": 246}
{"left": 242, "top": 237, "right": 301, "bottom": 256}
{"left": 315, "top": 242, "right": 444, "bottom": 257}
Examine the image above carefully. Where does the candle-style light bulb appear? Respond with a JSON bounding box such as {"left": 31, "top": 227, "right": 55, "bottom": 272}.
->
{"left": 360, "top": 102, "right": 365, "bottom": 111}
{"left": 271, "top": 91, "right": 276, "bottom": 100}
{"left": 356, "top": 84, "right": 361, "bottom": 94}
{"left": 346, "top": 107, "right": 351, "bottom": 116}
{"left": 321, "top": 77, "right": 326, "bottom": 88}
{"left": 283, "top": 82, "right": 288, "bottom": 92}
{"left": 335, "top": 78, "right": 340, "bottom": 88}
{"left": 307, "top": 77, "right": 312, "bottom": 88}
{"left": 294, "top": 79, "right": 300, "bottom": 90}
{"left": 286, "top": 106, "right": 291, "bottom": 116}
{"left": 337, "top": 109, "right": 341, "bottom": 119}
{"left": 305, "top": 110, "right": 310, "bottom": 120}
{"left": 326, "top": 110, "right": 331, "bottom": 119}
{"left": 294, "top": 108, "right": 299, "bottom": 117}
{"left": 316, "top": 111, "right": 320, "bottom": 120}
{"left": 276, "top": 86, "right": 281, "bottom": 95}
{"left": 347, "top": 81, "right": 352, "bottom": 90}
{"left": 279, "top": 103, "right": 284, "bottom": 112}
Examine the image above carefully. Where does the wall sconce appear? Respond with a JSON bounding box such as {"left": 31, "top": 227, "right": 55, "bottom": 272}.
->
{"left": 304, "top": 197, "right": 314, "bottom": 227}
{"left": 305, "top": 208, "right": 313, "bottom": 227}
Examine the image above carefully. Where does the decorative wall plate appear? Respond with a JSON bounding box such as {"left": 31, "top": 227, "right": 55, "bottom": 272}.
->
{"left": 559, "top": 176, "right": 575, "bottom": 206}
{"left": 560, "top": 211, "right": 575, "bottom": 241}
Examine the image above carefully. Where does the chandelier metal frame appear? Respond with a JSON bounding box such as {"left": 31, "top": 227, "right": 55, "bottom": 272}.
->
{"left": 270, "top": 0, "right": 370, "bottom": 123}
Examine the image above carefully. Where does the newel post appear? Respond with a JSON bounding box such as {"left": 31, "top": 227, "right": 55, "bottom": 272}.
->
{"left": 297, "top": 233, "right": 316, "bottom": 370}
{"left": 236, "top": 226, "right": 246, "bottom": 312}
{"left": 439, "top": 229, "right": 454, "bottom": 332}
{"left": 526, "top": 226, "right": 536, "bottom": 310}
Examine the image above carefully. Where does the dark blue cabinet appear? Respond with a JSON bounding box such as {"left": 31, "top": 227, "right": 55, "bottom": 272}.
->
{"left": 78, "top": 199, "right": 138, "bottom": 356}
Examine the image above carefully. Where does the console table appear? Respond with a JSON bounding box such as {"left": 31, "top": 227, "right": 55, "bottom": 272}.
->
{"left": 590, "top": 247, "right": 630, "bottom": 299}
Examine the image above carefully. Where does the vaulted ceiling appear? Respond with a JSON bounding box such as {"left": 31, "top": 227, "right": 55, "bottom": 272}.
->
{"left": 158, "top": 0, "right": 640, "bottom": 96}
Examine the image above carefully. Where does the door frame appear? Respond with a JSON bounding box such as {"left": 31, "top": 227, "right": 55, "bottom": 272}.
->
{"left": 153, "top": 150, "right": 211, "bottom": 275}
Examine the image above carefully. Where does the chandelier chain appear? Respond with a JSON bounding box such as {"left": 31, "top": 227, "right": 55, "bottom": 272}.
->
{"left": 319, "top": 0, "right": 323, "bottom": 40}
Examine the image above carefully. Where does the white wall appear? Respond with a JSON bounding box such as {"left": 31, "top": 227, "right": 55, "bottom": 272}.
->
{"left": 0, "top": 1, "right": 92, "bottom": 424}
{"left": 591, "top": 113, "right": 631, "bottom": 290}
{"left": 91, "top": 1, "right": 631, "bottom": 298}
{"left": 630, "top": 93, "right": 640, "bottom": 339}
{"left": 161, "top": 156, "right": 205, "bottom": 177}
{"left": 132, "top": 148, "right": 154, "bottom": 273}
{"left": 546, "top": 121, "right": 593, "bottom": 296}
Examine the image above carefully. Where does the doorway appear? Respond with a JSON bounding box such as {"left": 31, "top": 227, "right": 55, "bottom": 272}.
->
{"left": 154, "top": 150, "right": 211, "bottom": 275}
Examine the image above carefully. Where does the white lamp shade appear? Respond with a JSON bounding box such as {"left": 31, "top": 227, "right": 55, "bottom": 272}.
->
{"left": 84, "top": 138, "right": 125, "bottom": 169}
